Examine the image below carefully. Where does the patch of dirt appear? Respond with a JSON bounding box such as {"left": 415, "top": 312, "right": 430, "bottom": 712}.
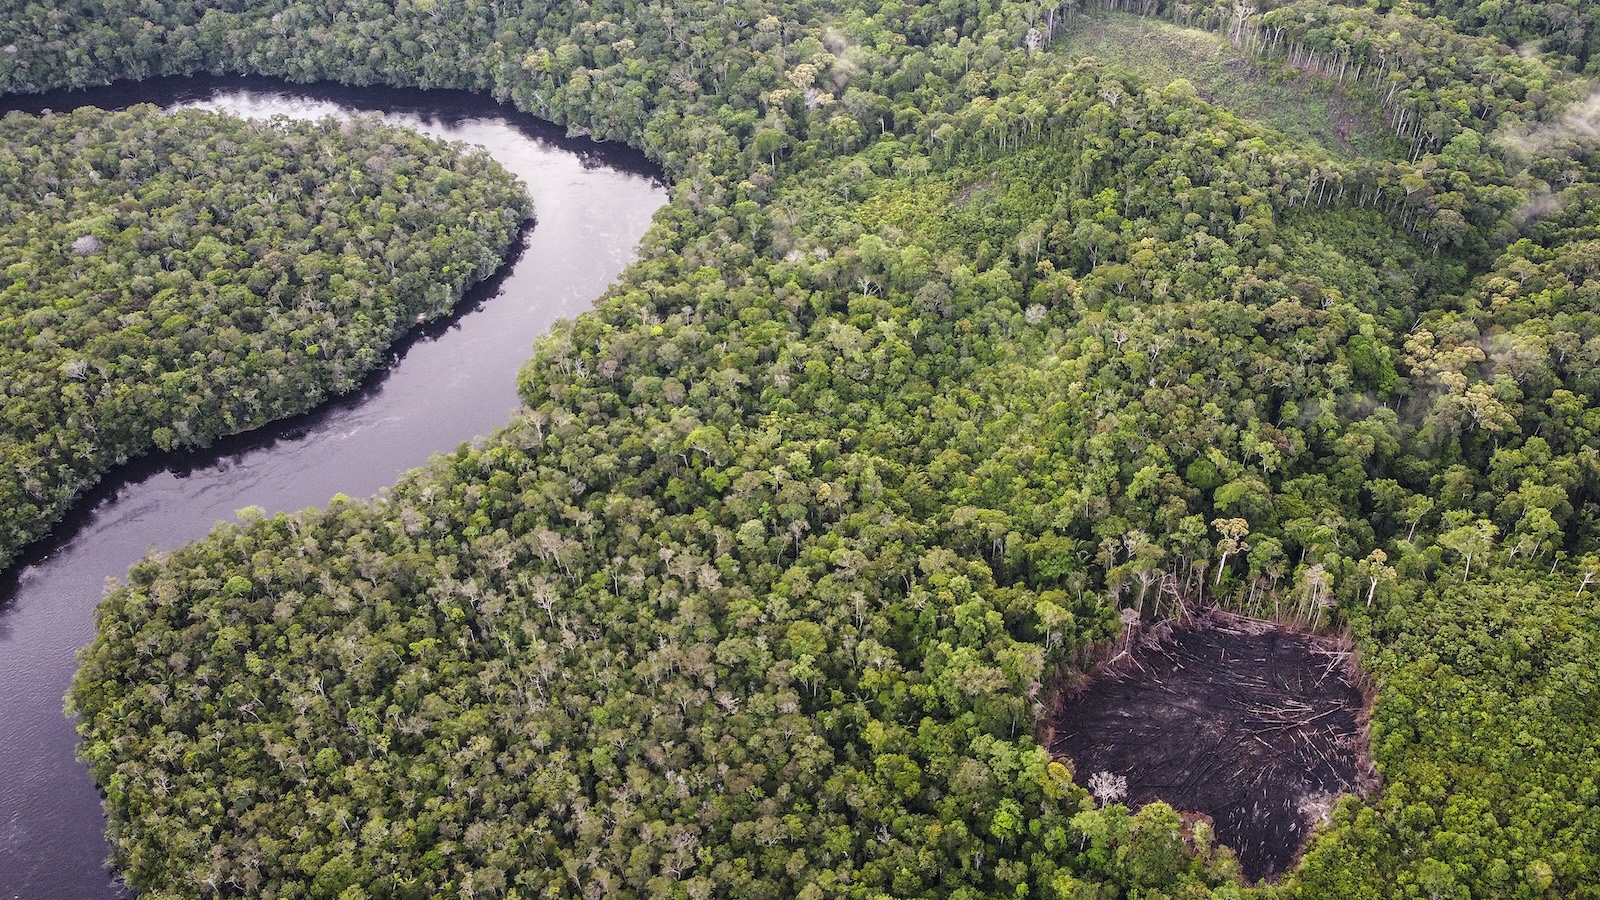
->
{"left": 950, "top": 176, "right": 993, "bottom": 209}
{"left": 1046, "top": 610, "right": 1375, "bottom": 882}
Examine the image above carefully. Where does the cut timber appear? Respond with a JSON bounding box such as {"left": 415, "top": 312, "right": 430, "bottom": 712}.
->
{"left": 1047, "top": 609, "right": 1375, "bottom": 882}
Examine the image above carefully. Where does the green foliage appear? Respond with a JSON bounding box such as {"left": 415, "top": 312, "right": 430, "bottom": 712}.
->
{"left": 1403, "top": 0, "right": 1600, "bottom": 73}
{"left": 1049, "top": 11, "right": 1391, "bottom": 159}
{"left": 0, "top": 105, "right": 529, "bottom": 568}
{"left": 2, "top": 0, "right": 1597, "bottom": 896}
{"left": 1292, "top": 573, "right": 1600, "bottom": 896}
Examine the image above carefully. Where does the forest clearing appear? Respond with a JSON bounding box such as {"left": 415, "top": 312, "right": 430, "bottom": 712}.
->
{"left": 1049, "top": 610, "right": 1372, "bottom": 881}
{"left": 2, "top": 0, "right": 1598, "bottom": 894}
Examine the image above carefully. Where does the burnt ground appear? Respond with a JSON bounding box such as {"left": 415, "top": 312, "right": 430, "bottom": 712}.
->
{"left": 1047, "top": 611, "right": 1374, "bottom": 882}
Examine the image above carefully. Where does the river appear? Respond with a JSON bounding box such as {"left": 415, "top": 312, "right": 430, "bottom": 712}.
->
{"left": 0, "top": 77, "right": 667, "bottom": 899}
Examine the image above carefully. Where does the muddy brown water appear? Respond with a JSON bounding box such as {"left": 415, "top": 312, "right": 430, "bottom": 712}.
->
{"left": 1049, "top": 615, "right": 1371, "bottom": 882}
{"left": 0, "top": 77, "right": 666, "bottom": 899}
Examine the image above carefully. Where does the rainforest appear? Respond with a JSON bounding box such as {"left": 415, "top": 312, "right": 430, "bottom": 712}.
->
{"left": 1, "top": 0, "right": 1598, "bottom": 897}
{"left": 0, "top": 103, "right": 529, "bottom": 571}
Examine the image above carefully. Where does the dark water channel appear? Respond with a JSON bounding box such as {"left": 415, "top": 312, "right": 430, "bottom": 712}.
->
{"left": 0, "top": 77, "right": 666, "bottom": 899}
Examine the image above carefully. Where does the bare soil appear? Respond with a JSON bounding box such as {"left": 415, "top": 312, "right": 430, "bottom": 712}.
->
{"left": 1047, "top": 610, "right": 1374, "bottom": 882}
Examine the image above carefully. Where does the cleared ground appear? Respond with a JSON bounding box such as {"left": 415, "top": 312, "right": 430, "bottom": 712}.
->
{"left": 1052, "top": 12, "right": 1393, "bottom": 159}
{"left": 1049, "top": 611, "right": 1373, "bottom": 881}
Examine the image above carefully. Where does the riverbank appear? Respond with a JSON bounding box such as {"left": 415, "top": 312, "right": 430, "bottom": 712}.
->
{"left": 0, "top": 79, "right": 664, "bottom": 899}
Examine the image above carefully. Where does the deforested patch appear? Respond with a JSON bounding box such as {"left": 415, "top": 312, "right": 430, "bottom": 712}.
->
{"left": 1047, "top": 610, "right": 1375, "bottom": 882}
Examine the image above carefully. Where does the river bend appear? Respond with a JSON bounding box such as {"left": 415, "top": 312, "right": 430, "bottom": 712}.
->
{"left": 0, "top": 77, "right": 666, "bottom": 899}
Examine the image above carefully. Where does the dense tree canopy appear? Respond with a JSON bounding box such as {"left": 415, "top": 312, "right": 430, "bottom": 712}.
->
{"left": 0, "top": 104, "right": 529, "bottom": 568}
{"left": 0, "top": 0, "right": 1595, "bottom": 896}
